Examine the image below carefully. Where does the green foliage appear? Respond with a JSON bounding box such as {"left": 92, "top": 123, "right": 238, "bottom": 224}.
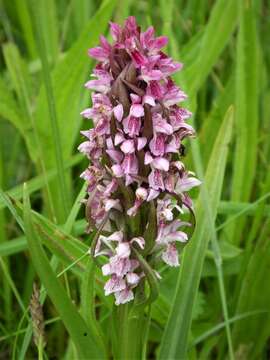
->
{"left": 0, "top": 0, "right": 269, "bottom": 359}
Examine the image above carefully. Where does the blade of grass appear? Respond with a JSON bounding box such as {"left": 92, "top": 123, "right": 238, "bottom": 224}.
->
{"left": 14, "top": 0, "right": 36, "bottom": 58}
{"left": 33, "top": 0, "right": 116, "bottom": 221}
{"left": 159, "top": 107, "right": 234, "bottom": 359}
{"left": 0, "top": 257, "right": 29, "bottom": 320}
{"left": 190, "top": 106, "right": 235, "bottom": 359}
{"left": 217, "top": 192, "right": 270, "bottom": 231}
{"left": 0, "top": 136, "right": 12, "bottom": 328}
{"left": 17, "top": 184, "right": 88, "bottom": 358}
{"left": 0, "top": 188, "right": 24, "bottom": 231}
{"left": 191, "top": 310, "right": 267, "bottom": 347}
{"left": 23, "top": 184, "right": 106, "bottom": 359}
{"left": 218, "top": 200, "right": 270, "bottom": 217}
{"left": 0, "top": 154, "right": 83, "bottom": 211}
{"left": 39, "top": 0, "right": 59, "bottom": 64}
{"left": 232, "top": 219, "right": 270, "bottom": 358}
{"left": 30, "top": 0, "right": 69, "bottom": 222}
{"left": 3, "top": 42, "right": 56, "bottom": 219}
{"left": 175, "top": 0, "right": 237, "bottom": 96}
{"left": 229, "top": 0, "right": 259, "bottom": 244}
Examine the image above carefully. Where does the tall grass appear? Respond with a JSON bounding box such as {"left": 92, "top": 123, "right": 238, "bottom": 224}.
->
{"left": 0, "top": 0, "right": 269, "bottom": 359}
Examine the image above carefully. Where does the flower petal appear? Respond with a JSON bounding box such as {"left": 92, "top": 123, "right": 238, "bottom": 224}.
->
{"left": 130, "top": 104, "right": 144, "bottom": 118}
{"left": 114, "top": 288, "right": 134, "bottom": 305}
{"left": 162, "top": 243, "right": 179, "bottom": 267}
{"left": 113, "top": 104, "right": 124, "bottom": 122}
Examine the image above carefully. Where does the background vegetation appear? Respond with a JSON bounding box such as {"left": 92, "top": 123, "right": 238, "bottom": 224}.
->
{"left": 0, "top": 0, "right": 269, "bottom": 358}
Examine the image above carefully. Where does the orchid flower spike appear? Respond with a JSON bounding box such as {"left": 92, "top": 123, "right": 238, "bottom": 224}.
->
{"left": 79, "top": 16, "right": 201, "bottom": 305}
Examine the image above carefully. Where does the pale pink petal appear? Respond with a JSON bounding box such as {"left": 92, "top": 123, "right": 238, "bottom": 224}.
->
{"left": 139, "top": 68, "right": 163, "bottom": 82}
{"left": 152, "top": 157, "right": 170, "bottom": 171}
{"left": 122, "top": 154, "right": 138, "bottom": 175}
{"left": 143, "top": 95, "right": 155, "bottom": 106}
{"left": 136, "top": 187, "right": 148, "bottom": 200}
{"left": 120, "top": 140, "right": 135, "bottom": 154}
{"left": 85, "top": 79, "right": 110, "bottom": 93}
{"left": 144, "top": 151, "right": 153, "bottom": 165}
{"left": 130, "top": 104, "right": 144, "bottom": 118}
{"left": 177, "top": 177, "right": 202, "bottom": 192}
{"left": 127, "top": 205, "right": 137, "bottom": 217}
{"left": 113, "top": 104, "right": 124, "bottom": 122}
{"left": 162, "top": 244, "right": 179, "bottom": 267}
{"left": 80, "top": 108, "right": 94, "bottom": 119}
{"left": 148, "top": 169, "right": 164, "bottom": 191}
{"left": 109, "top": 256, "right": 132, "bottom": 276}
{"left": 114, "top": 288, "right": 134, "bottom": 305}
{"left": 123, "top": 116, "right": 141, "bottom": 137}
{"left": 126, "top": 272, "right": 140, "bottom": 286}
{"left": 102, "top": 263, "right": 111, "bottom": 276}
{"left": 116, "top": 242, "right": 131, "bottom": 258}
{"left": 105, "top": 231, "right": 124, "bottom": 243}
{"left": 104, "top": 275, "right": 126, "bottom": 296}
{"left": 104, "top": 199, "right": 121, "bottom": 212}
{"left": 149, "top": 134, "right": 166, "bottom": 156}
{"left": 106, "top": 149, "right": 123, "bottom": 163}
{"left": 147, "top": 188, "right": 160, "bottom": 201}
{"left": 166, "top": 231, "right": 188, "bottom": 243}
{"left": 137, "top": 137, "right": 147, "bottom": 151}
{"left": 130, "top": 94, "right": 141, "bottom": 103}
{"left": 114, "top": 132, "right": 125, "bottom": 146}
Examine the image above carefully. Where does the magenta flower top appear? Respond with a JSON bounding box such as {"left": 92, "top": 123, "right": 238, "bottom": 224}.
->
{"left": 79, "top": 17, "right": 201, "bottom": 305}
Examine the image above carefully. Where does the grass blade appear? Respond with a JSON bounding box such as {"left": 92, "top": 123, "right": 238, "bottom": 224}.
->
{"left": 229, "top": 0, "right": 259, "bottom": 243}
{"left": 30, "top": 0, "right": 69, "bottom": 221}
{"left": 159, "top": 107, "right": 234, "bottom": 359}
{"left": 23, "top": 184, "right": 106, "bottom": 359}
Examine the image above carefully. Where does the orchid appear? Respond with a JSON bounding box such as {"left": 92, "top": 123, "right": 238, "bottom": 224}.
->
{"left": 79, "top": 16, "right": 201, "bottom": 305}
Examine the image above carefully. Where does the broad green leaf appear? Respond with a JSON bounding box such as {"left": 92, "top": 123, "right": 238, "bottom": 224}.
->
{"left": 159, "top": 108, "right": 233, "bottom": 359}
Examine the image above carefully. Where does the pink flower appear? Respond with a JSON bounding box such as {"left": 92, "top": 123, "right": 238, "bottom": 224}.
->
{"left": 114, "top": 288, "right": 134, "bottom": 305}
{"left": 96, "top": 232, "right": 143, "bottom": 305}
{"left": 162, "top": 243, "right": 179, "bottom": 267}
{"left": 127, "top": 187, "right": 148, "bottom": 216}
{"left": 79, "top": 16, "right": 201, "bottom": 304}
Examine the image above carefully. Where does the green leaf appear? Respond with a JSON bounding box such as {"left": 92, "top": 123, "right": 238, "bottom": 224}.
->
{"left": 232, "top": 220, "right": 270, "bottom": 358}
{"left": 175, "top": 0, "right": 237, "bottom": 95}
{"left": 23, "top": 184, "right": 106, "bottom": 359}
{"left": 229, "top": 0, "right": 259, "bottom": 243}
{"left": 35, "top": 0, "right": 116, "bottom": 166}
{"left": 159, "top": 107, "right": 234, "bottom": 359}
{"left": 33, "top": 0, "right": 116, "bottom": 220}
{"left": 0, "top": 77, "right": 36, "bottom": 157}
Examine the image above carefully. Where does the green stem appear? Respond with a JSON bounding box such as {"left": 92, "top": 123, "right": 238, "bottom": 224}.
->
{"left": 118, "top": 303, "right": 145, "bottom": 360}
